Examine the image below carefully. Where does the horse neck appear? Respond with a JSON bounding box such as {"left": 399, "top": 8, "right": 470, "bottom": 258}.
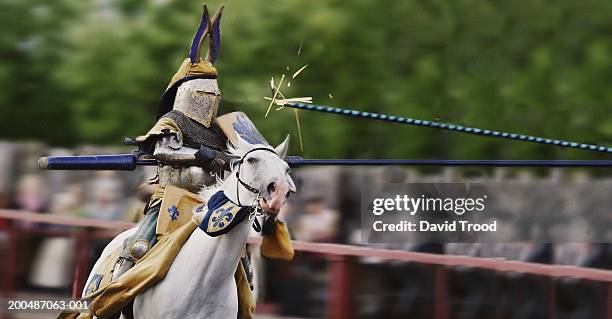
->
{"left": 177, "top": 170, "right": 256, "bottom": 281}
{"left": 173, "top": 168, "right": 257, "bottom": 286}
{"left": 154, "top": 217, "right": 251, "bottom": 311}
{"left": 179, "top": 202, "right": 254, "bottom": 291}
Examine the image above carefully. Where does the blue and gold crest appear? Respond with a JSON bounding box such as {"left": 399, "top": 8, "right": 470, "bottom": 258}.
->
{"left": 198, "top": 191, "right": 249, "bottom": 237}
{"left": 207, "top": 204, "right": 235, "bottom": 233}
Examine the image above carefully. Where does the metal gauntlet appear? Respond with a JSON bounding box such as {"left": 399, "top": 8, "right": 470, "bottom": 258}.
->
{"left": 195, "top": 146, "right": 231, "bottom": 173}
{"left": 153, "top": 135, "right": 231, "bottom": 191}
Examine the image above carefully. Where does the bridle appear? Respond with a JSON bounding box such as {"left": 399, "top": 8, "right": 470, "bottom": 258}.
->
{"left": 234, "top": 147, "right": 279, "bottom": 211}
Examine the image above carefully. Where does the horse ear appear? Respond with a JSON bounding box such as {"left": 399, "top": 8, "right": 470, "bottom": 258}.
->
{"left": 274, "top": 135, "right": 290, "bottom": 158}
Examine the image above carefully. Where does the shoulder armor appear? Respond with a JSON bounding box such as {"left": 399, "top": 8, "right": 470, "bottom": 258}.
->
{"left": 216, "top": 112, "right": 269, "bottom": 146}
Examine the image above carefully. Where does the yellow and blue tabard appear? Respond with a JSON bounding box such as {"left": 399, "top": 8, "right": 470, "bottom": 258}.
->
{"left": 195, "top": 191, "right": 251, "bottom": 236}
{"left": 156, "top": 185, "right": 203, "bottom": 236}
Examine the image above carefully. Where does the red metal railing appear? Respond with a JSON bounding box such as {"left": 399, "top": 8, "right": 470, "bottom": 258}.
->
{"left": 1, "top": 210, "right": 612, "bottom": 319}
{"left": 0, "top": 210, "right": 133, "bottom": 301}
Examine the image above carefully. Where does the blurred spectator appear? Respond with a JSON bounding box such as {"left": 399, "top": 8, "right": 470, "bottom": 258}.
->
{"left": 0, "top": 179, "right": 8, "bottom": 288}
{"left": 293, "top": 195, "right": 339, "bottom": 242}
{"left": 11, "top": 174, "right": 49, "bottom": 288}
{"left": 64, "top": 183, "right": 87, "bottom": 217}
{"left": 0, "top": 180, "right": 9, "bottom": 235}
{"left": 84, "top": 171, "right": 123, "bottom": 220}
{"left": 580, "top": 244, "right": 612, "bottom": 270}
{"left": 273, "top": 195, "right": 339, "bottom": 317}
{"left": 14, "top": 174, "right": 48, "bottom": 214}
{"left": 555, "top": 243, "right": 590, "bottom": 265}
{"left": 124, "top": 181, "right": 156, "bottom": 223}
{"left": 29, "top": 191, "right": 79, "bottom": 288}
{"left": 522, "top": 243, "right": 554, "bottom": 264}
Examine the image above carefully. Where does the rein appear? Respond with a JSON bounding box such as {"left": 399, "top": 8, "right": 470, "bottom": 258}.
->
{"left": 234, "top": 147, "right": 278, "bottom": 208}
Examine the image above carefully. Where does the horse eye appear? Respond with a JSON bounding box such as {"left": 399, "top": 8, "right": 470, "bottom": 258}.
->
{"left": 247, "top": 157, "right": 257, "bottom": 164}
{"left": 286, "top": 168, "right": 291, "bottom": 174}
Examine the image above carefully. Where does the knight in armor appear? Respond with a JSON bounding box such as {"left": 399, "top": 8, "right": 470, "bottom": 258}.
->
{"left": 113, "top": 4, "right": 232, "bottom": 279}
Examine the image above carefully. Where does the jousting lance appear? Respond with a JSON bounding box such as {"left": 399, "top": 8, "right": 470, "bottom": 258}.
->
{"left": 37, "top": 154, "right": 612, "bottom": 170}
{"left": 37, "top": 102, "right": 612, "bottom": 170}
{"left": 283, "top": 103, "right": 612, "bottom": 154}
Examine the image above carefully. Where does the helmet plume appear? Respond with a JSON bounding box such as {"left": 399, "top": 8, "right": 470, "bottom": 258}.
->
{"left": 189, "top": 4, "right": 224, "bottom": 65}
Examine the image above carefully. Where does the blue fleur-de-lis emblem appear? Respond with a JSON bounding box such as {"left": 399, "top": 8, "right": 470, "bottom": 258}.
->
{"left": 211, "top": 207, "right": 234, "bottom": 228}
{"left": 168, "top": 205, "right": 180, "bottom": 221}
{"left": 233, "top": 114, "right": 268, "bottom": 145}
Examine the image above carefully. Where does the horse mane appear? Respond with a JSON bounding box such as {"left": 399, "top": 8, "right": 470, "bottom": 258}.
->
{"left": 199, "top": 137, "right": 273, "bottom": 200}
{"left": 225, "top": 137, "right": 274, "bottom": 170}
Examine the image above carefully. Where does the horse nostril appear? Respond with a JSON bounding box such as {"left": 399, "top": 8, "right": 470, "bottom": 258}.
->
{"left": 267, "top": 182, "right": 276, "bottom": 194}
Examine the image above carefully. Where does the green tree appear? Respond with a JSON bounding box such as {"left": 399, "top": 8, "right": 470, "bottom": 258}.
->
{"left": 1, "top": 0, "right": 611, "bottom": 161}
{"left": 0, "top": 0, "right": 82, "bottom": 145}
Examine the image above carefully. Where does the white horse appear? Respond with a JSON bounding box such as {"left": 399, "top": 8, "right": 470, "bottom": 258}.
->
{"left": 84, "top": 137, "right": 295, "bottom": 318}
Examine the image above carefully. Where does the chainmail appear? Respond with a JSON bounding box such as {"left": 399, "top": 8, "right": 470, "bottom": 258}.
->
{"left": 162, "top": 110, "right": 226, "bottom": 151}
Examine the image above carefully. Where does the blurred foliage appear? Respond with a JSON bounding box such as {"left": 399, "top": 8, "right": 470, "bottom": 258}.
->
{"left": 0, "top": 0, "right": 611, "bottom": 160}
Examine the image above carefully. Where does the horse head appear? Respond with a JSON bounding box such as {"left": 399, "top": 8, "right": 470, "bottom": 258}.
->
{"left": 224, "top": 135, "right": 296, "bottom": 214}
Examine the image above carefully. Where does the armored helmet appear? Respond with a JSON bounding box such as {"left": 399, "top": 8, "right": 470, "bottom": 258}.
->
{"left": 156, "top": 4, "right": 224, "bottom": 128}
